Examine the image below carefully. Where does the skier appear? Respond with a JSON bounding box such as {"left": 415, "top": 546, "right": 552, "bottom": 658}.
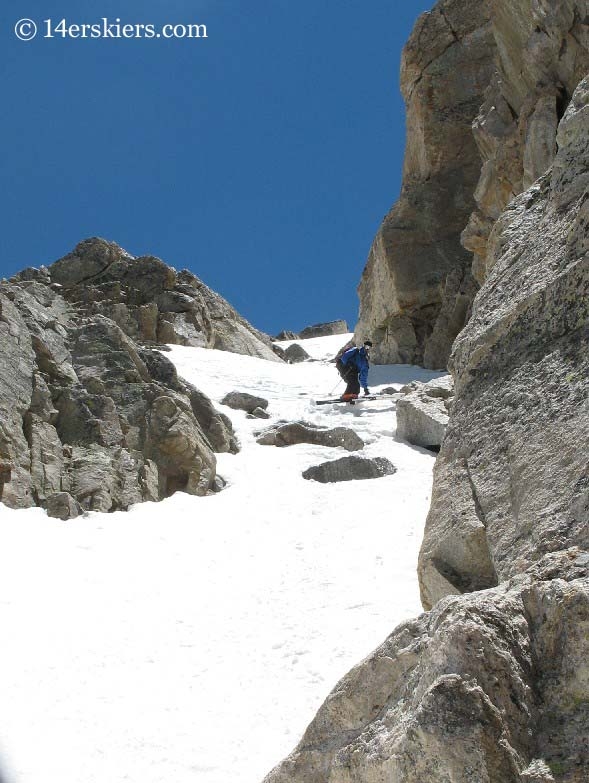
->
{"left": 336, "top": 340, "right": 372, "bottom": 401}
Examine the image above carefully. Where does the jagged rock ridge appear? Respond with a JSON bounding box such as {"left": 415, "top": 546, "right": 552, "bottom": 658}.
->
{"left": 29, "top": 237, "right": 280, "bottom": 361}
{"left": 0, "top": 239, "right": 274, "bottom": 517}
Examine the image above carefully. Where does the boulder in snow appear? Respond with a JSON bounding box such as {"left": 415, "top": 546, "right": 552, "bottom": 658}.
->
{"left": 380, "top": 386, "right": 400, "bottom": 396}
{"left": 302, "top": 456, "right": 395, "bottom": 483}
{"left": 396, "top": 375, "right": 454, "bottom": 449}
{"left": 284, "top": 343, "right": 311, "bottom": 363}
{"left": 211, "top": 475, "right": 227, "bottom": 493}
{"left": 46, "top": 492, "right": 83, "bottom": 520}
{"left": 257, "top": 422, "right": 364, "bottom": 451}
{"left": 221, "top": 391, "right": 269, "bottom": 414}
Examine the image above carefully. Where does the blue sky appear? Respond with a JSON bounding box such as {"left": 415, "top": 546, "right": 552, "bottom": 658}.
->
{"left": 2, "top": 0, "right": 434, "bottom": 335}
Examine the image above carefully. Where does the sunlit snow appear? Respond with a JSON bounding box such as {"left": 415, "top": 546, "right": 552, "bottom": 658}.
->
{"left": 0, "top": 335, "right": 443, "bottom": 783}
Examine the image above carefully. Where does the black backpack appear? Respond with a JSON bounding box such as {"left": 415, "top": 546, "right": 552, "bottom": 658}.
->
{"left": 335, "top": 347, "right": 358, "bottom": 379}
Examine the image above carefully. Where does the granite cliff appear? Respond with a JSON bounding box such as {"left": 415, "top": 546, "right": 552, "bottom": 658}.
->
{"left": 356, "top": 0, "right": 588, "bottom": 371}
{"left": 264, "top": 1, "right": 589, "bottom": 781}
{"left": 0, "top": 239, "right": 279, "bottom": 518}
{"left": 355, "top": 0, "right": 495, "bottom": 368}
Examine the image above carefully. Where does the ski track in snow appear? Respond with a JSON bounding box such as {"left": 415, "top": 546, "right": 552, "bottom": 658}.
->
{"left": 0, "top": 335, "right": 444, "bottom": 783}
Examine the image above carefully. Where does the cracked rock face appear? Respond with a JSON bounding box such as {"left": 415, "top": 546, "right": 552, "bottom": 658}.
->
{"left": 355, "top": 0, "right": 496, "bottom": 369}
{"left": 264, "top": 550, "right": 589, "bottom": 783}
{"left": 418, "top": 75, "right": 589, "bottom": 611}
{"left": 463, "top": 0, "right": 589, "bottom": 283}
{"left": 357, "top": 0, "right": 589, "bottom": 371}
{"left": 0, "top": 265, "right": 239, "bottom": 517}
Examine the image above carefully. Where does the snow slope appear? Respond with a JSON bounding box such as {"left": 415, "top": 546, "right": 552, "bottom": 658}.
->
{"left": 0, "top": 335, "right": 443, "bottom": 783}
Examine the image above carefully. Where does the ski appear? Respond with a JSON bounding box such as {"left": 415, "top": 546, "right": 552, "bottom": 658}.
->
{"left": 314, "top": 393, "right": 400, "bottom": 406}
{"left": 315, "top": 395, "right": 381, "bottom": 406}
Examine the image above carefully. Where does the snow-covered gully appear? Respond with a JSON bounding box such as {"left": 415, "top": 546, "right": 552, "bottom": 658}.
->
{"left": 0, "top": 335, "right": 442, "bottom": 783}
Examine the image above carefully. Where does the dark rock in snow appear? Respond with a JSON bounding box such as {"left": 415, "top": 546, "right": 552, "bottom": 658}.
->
{"left": 302, "top": 456, "right": 395, "bottom": 483}
{"left": 46, "top": 492, "right": 83, "bottom": 520}
{"left": 380, "top": 386, "right": 399, "bottom": 395}
{"left": 221, "top": 391, "right": 269, "bottom": 414}
{"left": 257, "top": 422, "right": 364, "bottom": 452}
{"left": 284, "top": 344, "right": 310, "bottom": 363}
{"left": 211, "top": 475, "right": 227, "bottom": 493}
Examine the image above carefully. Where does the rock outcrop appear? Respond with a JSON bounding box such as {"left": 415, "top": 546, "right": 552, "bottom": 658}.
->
{"left": 396, "top": 375, "right": 453, "bottom": 449}
{"left": 37, "top": 237, "right": 280, "bottom": 362}
{"left": 355, "top": 0, "right": 496, "bottom": 369}
{"left": 264, "top": 4, "right": 589, "bottom": 783}
{"left": 356, "top": 0, "right": 589, "bottom": 372}
{"left": 418, "top": 74, "right": 589, "bottom": 611}
{"left": 298, "top": 320, "right": 349, "bottom": 339}
{"left": 0, "top": 253, "right": 241, "bottom": 517}
{"left": 274, "top": 321, "right": 349, "bottom": 341}
{"left": 462, "top": 0, "right": 589, "bottom": 282}
{"left": 264, "top": 549, "right": 589, "bottom": 783}
{"left": 274, "top": 330, "right": 298, "bottom": 341}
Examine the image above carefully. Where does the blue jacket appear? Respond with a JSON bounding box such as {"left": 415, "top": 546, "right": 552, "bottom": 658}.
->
{"left": 340, "top": 346, "right": 370, "bottom": 388}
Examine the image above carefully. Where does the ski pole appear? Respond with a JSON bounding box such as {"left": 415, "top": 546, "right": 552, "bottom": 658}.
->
{"left": 328, "top": 378, "right": 343, "bottom": 395}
